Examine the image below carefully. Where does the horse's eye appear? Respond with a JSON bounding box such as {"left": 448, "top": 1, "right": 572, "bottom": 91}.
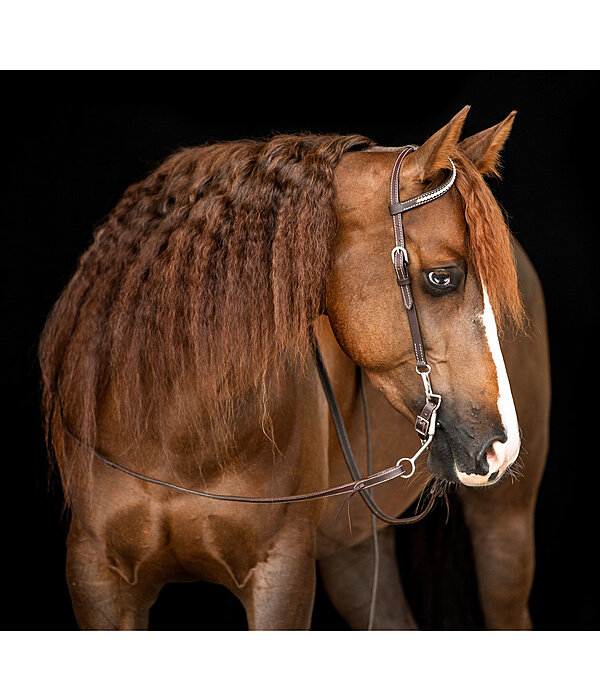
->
{"left": 428, "top": 270, "right": 452, "bottom": 287}
{"left": 423, "top": 266, "right": 463, "bottom": 295}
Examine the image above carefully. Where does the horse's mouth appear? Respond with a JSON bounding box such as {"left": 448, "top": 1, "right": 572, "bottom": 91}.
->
{"left": 427, "top": 424, "right": 460, "bottom": 483}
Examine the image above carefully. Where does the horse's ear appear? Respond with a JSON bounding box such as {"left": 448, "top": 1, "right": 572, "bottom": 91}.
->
{"left": 403, "top": 105, "right": 470, "bottom": 181}
{"left": 459, "top": 110, "right": 517, "bottom": 176}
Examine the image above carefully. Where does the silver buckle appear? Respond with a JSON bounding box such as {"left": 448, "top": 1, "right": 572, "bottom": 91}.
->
{"left": 391, "top": 245, "right": 409, "bottom": 266}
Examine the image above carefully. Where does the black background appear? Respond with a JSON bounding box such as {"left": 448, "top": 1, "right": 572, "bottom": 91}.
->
{"left": 4, "top": 70, "right": 598, "bottom": 631}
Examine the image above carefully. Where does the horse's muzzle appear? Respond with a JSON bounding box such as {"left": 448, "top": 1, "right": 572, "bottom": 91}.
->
{"left": 427, "top": 421, "right": 512, "bottom": 487}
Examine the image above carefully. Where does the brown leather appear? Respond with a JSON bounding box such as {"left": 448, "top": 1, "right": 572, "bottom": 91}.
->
{"left": 70, "top": 427, "right": 409, "bottom": 505}
{"left": 415, "top": 396, "right": 441, "bottom": 441}
{"left": 389, "top": 147, "right": 430, "bottom": 372}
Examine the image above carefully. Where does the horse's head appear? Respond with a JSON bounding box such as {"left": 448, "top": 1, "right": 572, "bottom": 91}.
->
{"left": 328, "top": 107, "right": 523, "bottom": 486}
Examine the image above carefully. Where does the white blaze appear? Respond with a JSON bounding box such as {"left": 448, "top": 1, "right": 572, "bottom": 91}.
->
{"left": 480, "top": 285, "right": 521, "bottom": 467}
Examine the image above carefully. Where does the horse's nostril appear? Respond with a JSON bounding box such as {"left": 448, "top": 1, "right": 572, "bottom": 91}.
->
{"left": 486, "top": 439, "right": 507, "bottom": 471}
{"left": 488, "top": 470, "right": 500, "bottom": 483}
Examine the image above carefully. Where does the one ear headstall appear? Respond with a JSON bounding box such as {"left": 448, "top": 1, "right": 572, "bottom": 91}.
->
{"left": 388, "top": 146, "right": 457, "bottom": 441}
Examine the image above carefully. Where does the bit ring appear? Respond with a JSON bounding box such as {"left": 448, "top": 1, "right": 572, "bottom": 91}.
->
{"left": 396, "top": 457, "right": 416, "bottom": 479}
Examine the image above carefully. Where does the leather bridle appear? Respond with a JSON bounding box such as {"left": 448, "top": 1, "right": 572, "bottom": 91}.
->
{"left": 69, "top": 146, "right": 458, "bottom": 627}
{"left": 390, "top": 146, "right": 456, "bottom": 441}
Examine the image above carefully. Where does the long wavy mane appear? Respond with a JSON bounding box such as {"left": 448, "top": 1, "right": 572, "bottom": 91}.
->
{"left": 39, "top": 133, "right": 373, "bottom": 498}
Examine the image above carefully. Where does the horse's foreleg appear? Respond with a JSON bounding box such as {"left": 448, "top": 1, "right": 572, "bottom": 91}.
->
{"left": 318, "top": 525, "right": 417, "bottom": 629}
{"left": 66, "top": 518, "right": 161, "bottom": 630}
{"left": 459, "top": 487, "right": 536, "bottom": 630}
{"left": 237, "top": 520, "right": 317, "bottom": 630}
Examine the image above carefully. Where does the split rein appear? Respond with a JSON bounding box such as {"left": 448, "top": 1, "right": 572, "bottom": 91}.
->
{"left": 73, "top": 338, "right": 442, "bottom": 522}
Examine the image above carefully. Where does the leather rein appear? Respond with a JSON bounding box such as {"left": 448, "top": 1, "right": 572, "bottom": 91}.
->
{"left": 78, "top": 147, "right": 456, "bottom": 523}
{"left": 78, "top": 147, "right": 456, "bottom": 514}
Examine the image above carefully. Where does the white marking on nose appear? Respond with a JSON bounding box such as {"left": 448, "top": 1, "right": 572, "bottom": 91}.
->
{"left": 456, "top": 471, "right": 497, "bottom": 487}
{"left": 480, "top": 285, "right": 521, "bottom": 470}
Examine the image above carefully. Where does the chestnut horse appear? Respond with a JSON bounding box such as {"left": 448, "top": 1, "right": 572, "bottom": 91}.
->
{"left": 39, "top": 106, "right": 550, "bottom": 629}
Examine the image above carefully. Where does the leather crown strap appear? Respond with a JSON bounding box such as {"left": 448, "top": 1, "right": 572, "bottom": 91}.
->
{"left": 82, "top": 146, "right": 456, "bottom": 523}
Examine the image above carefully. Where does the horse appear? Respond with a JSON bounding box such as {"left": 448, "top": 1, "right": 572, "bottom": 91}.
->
{"left": 39, "top": 106, "right": 550, "bottom": 630}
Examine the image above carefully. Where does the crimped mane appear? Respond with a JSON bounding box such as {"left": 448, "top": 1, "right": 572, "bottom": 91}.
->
{"left": 39, "top": 133, "right": 373, "bottom": 499}
{"left": 452, "top": 150, "right": 525, "bottom": 332}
